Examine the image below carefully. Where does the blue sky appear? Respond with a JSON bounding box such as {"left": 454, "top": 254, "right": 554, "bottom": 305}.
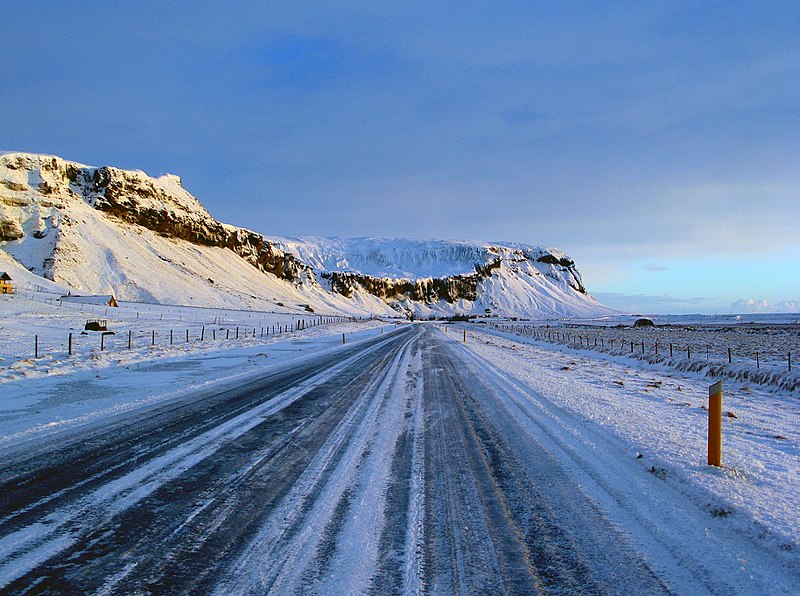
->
{"left": 2, "top": 2, "right": 798, "bottom": 314}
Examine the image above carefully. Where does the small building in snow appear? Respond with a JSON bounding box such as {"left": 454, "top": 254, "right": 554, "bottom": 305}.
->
{"left": 0, "top": 272, "right": 13, "bottom": 295}
{"left": 60, "top": 294, "right": 119, "bottom": 307}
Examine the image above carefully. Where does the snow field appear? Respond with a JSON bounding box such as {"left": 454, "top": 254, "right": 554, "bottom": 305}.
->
{"left": 0, "top": 289, "right": 379, "bottom": 385}
{"left": 482, "top": 320, "right": 800, "bottom": 393}
{"left": 456, "top": 324, "right": 799, "bottom": 575}
{"left": 0, "top": 321, "right": 399, "bottom": 455}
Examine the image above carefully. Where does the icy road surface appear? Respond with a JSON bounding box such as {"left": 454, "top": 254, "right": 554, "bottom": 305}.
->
{"left": 0, "top": 325, "right": 795, "bottom": 594}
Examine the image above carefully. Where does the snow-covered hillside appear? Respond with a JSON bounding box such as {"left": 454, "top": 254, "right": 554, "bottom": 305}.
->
{"left": 274, "top": 236, "right": 614, "bottom": 319}
{"left": 0, "top": 153, "right": 391, "bottom": 316}
{"left": 1, "top": 152, "right": 613, "bottom": 319}
{"left": 275, "top": 236, "right": 576, "bottom": 279}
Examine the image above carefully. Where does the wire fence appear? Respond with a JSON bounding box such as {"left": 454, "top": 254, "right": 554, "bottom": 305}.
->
{"left": 26, "top": 316, "right": 364, "bottom": 360}
{"left": 2, "top": 290, "right": 367, "bottom": 365}
{"left": 488, "top": 323, "right": 796, "bottom": 370}
{"left": 482, "top": 322, "right": 800, "bottom": 393}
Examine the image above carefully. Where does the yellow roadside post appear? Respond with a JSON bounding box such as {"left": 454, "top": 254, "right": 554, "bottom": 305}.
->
{"left": 708, "top": 380, "right": 723, "bottom": 467}
{"left": 463, "top": 329, "right": 466, "bottom": 343}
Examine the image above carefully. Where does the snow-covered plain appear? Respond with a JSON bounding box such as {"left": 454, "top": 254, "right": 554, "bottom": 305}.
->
{"left": 1, "top": 290, "right": 798, "bottom": 591}
{"left": 0, "top": 298, "right": 392, "bottom": 453}
{"left": 0, "top": 285, "right": 375, "bottom": 386}
{"left": 457, "top": 324, "right": 799, "bottom": 547}
{"left": 482, "top": 318, "right": 800, "bottom": 393}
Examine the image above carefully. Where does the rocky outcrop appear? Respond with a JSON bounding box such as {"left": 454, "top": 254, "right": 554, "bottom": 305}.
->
{"left": 0, "top": 216, "right": 24, "bottom": 241}
{"left": 536, "top": 253, "right": 574, "bottom": 267}
{"left": 321, "top": 258, "right": 502, "bottom": 303}
{"left": 0, "top": 153, "right": 310, "bottom": 283}
{"left": 71, "top": 165, "right": 310, "bottom": 281}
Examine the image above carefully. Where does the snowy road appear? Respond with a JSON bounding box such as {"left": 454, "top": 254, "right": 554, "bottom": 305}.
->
{"left": 0, "top": 325, "right": 795, "bottom": 593}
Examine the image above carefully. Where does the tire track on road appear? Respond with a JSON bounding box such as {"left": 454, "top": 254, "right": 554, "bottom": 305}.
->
{"left": 422, "top": 327, "right": 541, "bottom": 594}
{"left": 0, "top": 329, "right": 414, "bottom": 593}
{"left": 219, "top": 327, "right": 421, "bottom": 595}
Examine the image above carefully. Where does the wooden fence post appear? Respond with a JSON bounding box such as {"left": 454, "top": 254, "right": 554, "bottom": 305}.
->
{"left": 708, "top": 381, "right": 723, "bottom": 467}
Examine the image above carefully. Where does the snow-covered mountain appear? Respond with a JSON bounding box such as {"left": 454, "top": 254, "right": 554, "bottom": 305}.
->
{"left": 273, "top": 236, "right": 611, "bottom": 318}
{"left": 0, "top": 152, "right": 613, "bottom": 319}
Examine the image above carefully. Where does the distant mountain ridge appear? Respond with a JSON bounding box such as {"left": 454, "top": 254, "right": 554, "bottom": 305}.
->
{"left": 0, "top": 152, "right": 614, "bottom": 318}
{"left": 273, "top": 236, "right": 607, "bottom": 318}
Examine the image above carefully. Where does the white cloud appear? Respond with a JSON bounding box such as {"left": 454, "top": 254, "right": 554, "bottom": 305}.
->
{"left": 594, "top": 292, "right": 715, "bottom": 315}
{"left": 730, "top": 299, "right": 799, "bottom": 313}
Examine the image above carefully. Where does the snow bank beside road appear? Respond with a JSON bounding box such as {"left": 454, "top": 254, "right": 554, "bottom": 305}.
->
{"left": 0, "top": 289, "right": 386, "bottom": 384}
{"left": 458, "top": 325, "right": 800, "bottom": 555}
{"left": 0, "top": 320, "right": 398, "bottom": 451}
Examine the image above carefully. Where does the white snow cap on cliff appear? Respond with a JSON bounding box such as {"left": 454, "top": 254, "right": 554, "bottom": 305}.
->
{"left": 272, "top": 236, "right": 572, "bottom": 279}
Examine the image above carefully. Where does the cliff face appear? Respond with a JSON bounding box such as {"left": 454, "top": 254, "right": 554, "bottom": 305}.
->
{"left": 321, "top": 258, "right": 502, "bottom": 303}
{"left": 1, "top": 152, "right": 610, "bottom": 318}
{"left": 274, "top": 236, "right": 593, "bottom": 317}
{"left": 0, "top": 153, "right": 308, "bottom": 283}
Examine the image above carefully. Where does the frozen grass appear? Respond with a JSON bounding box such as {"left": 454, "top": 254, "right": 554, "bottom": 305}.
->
{"left": 481, "top": 320, "right": 800, "bottom": 393}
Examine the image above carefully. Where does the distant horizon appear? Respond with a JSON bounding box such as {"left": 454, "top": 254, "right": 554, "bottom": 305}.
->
{"left": 585, "top": 302, "right": 800, "bottom": 318}
{"left": 592, "top": 293, "right": 800, "bottom": 317}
